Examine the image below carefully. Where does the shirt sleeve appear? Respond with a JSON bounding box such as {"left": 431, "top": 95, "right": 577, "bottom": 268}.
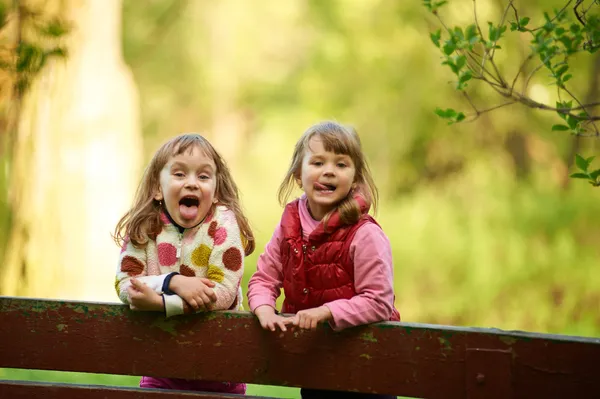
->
{"left": 204, "top": 209, "right": 246, "bottom": 311}
{"left": 324, "top": 223, "right": 396, "bottom": 331}
{"left": 115, "top": 237, "right": 172, "bottom": 310}
{"left": 247, "top": 224, "right": 285, "bottom": 312}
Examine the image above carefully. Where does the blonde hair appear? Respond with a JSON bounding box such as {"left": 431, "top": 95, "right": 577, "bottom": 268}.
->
{"left": 114, "top": 133, "right": 255, "bottom": 256}
{"left": 278, "top": 121, "right": 378, "bottom": 226}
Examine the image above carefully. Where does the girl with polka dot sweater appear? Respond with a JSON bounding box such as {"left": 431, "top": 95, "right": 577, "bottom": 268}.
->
{"left": 116, "top": 206, "right": 245, "bottom": 317}
{"left": 113, "top": 133, "right": 254, "bottom": 394}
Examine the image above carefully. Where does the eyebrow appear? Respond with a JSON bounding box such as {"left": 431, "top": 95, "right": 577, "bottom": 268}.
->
{"left": 170, "top": 161, "right": 215, "bottom": 171}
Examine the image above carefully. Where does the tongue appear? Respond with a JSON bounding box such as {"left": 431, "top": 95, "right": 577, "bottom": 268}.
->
{"left": 179, "top": 204, "right": 198, "bottom": 220}
{"left": 315, "top": 182, "right": 330, "bottom": 191}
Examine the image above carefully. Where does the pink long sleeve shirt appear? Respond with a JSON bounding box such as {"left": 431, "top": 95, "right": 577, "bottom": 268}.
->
{"left": 248, "top": 196, "right": 397, "bottom": 331}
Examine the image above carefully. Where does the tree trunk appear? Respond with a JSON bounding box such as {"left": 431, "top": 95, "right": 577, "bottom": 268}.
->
{"left": 1, "top": 0, "right": 142, "bottom": 301}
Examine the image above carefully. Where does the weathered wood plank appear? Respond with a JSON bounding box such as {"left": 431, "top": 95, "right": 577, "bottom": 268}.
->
{"left": 1, "top": 296, "right": 599, "bottom": 398}
{"left": 0, "top": 380, "right": 269, "bottom": 398}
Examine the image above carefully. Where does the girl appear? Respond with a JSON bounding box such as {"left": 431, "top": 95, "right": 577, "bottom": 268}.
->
{"left": 247, "top": 121, "right": 400, "bottom": 399}
{"left": 114, "top": 133, "right": 254, "bottom": 395}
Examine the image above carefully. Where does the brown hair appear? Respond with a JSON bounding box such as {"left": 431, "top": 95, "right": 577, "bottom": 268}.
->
{"left": 114, "top": 133, "right": 255, "bottom": 256}
{"left": 278, "top": 121, "right": 378, "bottom": 226}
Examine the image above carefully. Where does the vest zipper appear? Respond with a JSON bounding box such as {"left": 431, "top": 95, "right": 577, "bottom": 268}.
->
{"left": 176, "top": 232, "right": 183, "bottom": 259}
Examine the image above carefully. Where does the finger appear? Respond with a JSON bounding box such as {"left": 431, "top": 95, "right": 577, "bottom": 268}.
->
{"left": 130, "top": 278, "right": 142, "bottom": 288}
{"left": 301, "top": 317, "right": 310, "bottom": 330}
{"left": 260, "top": 320, "right": 271, "bottom": 331}
{"left": 267, "top": 321, "right": 275, "bottom": 332}
{"left": 187, "top": 298, "right": 200, "bottom": 311}
{"left": 208, "top": 290, "right": 217, "bottom": 302}
{"left": 199, "top": 278, "right": 216, "bottom": 288}
{"left": 199, "top": 293, "right": 212, "bottom": 306}
{"left": 277, "top": 321, "right": 287, "bottom": 332}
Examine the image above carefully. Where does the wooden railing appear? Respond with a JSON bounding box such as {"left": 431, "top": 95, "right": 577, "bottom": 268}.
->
{"left": 1, "top": 296, "right": 599, "bottom": 398}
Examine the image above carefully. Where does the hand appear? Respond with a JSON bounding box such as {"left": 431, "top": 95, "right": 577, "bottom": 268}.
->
{"left": 170, "top": 275, "right": 217, "bottom": 311}
{"left": 127, "top": 278, "right": 164, "bottom": 311}
{"left": 254, "top": 305, "right": 294, "bottom": 332}
{"left": 291, "top": 306, "right": 332, "bottom": 330}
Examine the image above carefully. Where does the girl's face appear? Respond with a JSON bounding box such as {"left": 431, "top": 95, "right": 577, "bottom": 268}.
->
{"left": 300, "top": 136, "right": 356, "bottom": 221}
{"left": 154, "top": 145, "right": 217, "bottom": 228}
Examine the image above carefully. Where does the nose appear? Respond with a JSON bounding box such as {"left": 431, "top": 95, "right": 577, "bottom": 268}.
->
{"left": 185, "top": 175, "right": 200, "bottom": 188}
{"left": 323, "top": 163, "right": 335, "bottom": 176}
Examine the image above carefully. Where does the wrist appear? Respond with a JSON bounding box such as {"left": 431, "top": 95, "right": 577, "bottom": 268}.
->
{"left": 321, "top": 305, "right": 333, "bottom": 320}
{"left": 154, "top": 294, "right": 165, "bottom": 311}
{"left": 254, "top": 305, "right": 275, "bottom": 317}
{"left": 169, "top": 274, "right": 182, "bottom": 291}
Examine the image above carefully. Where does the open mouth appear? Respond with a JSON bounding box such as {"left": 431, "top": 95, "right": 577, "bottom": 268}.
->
{"left": 178, "top": 195, "right": 200, "bottom": 220}
{"left": 179, "top": 196, "right": 199, "bottom": 207}
{"left": 314, "top": 182, "right": 336, "bottom": 191}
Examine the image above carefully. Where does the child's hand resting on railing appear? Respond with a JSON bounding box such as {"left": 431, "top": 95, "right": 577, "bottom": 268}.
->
{"left": 169, "top": 275, "right": 217, "bottom": 311}
{"left": 290, "top": 306, "right": 332, "bottom": 331}
{"left": 127, "top": 278, "right": 164, "bottom": 311}
{"left": 254, "top": 305, "right": 295, "bottom": 332}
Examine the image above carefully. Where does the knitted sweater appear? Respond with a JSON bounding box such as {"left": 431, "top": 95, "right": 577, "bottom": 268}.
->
{"left": 115, "top": 205, "right": 244, "bottom": 317}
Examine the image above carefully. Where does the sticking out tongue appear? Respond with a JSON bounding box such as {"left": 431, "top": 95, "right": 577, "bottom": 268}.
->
{"left": 179, "top": 204, "right": 198, "bottom": 220}
{"left": 314, "top": 182, "right": 332, "bottom": 191}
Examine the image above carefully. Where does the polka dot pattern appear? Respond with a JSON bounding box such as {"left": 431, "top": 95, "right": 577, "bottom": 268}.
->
{"left": 158, "top": 243, "right": 177, "bottom": 266}
{"left": 180, "top": 264, "right": 196, "bottom": 277}
{"left": 192, "top": 244, "right": 211, "bottom": 267}
{"left": 209, "top": 221, "right": 228, "bottom": 245}
{"left": 207, "top": 265, "right": 225, "bottom": 282}
{"left": 223, "top": 247, "right": 242, "bottom": 272}
{"left": 121, "top": 256, "right": 144, "bottom": 276}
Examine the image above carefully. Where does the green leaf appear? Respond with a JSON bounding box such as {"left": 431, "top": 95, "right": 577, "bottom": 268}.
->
{"left": 455, "top": 112, "right": 466, "bottom": 122}
{"left": 430, "top": 29, "right": 442, "bottom": 47}
{"left": 555, "top": 65, "right": 568, "bottom": 77}
{"left": 567, "top": 115, "right": 579, "bottom": 129}
{"left": 570, "top": 23, "right": 581, "bottom": 34}
{"left": 562, "top": 74, "right": 572, "bottom": 83}
{"left": 551, "top": 124, "right": 569, "bottom": 131}
{"left": 589, "top": 169, "right": 600, "bottom": 180}
{"left": 586, "top": 156, "right": 596, "bottom": 164}
{"left": 575, "top": 154, "right": 590, "bottom": 172}
{"left": 435, "top": 108, "right": 457, "bottom": 119}
{"left": 443, "top": 41, "right": 456, "bottom": 56}
{"left": 465, "top": 24, "right": 478, "bottom": 43}
{"left": 519, "top": 17, "right": 530, "bottom": 27}
{"left": 455, "top": 55, "right": 466, "bottom": 70}
{"left": 570, "top": 173, "right": 590, "bottom": 179}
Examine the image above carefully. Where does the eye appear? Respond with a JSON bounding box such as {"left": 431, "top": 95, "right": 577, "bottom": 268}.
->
{"left": 337, "top": 162, "right": 347, "bottom": 168}
{"left": 199, "top": 174, "right": 210, "bottom": 180}
{"left": 174, "top": 172, "right": 185, "bottom": 177}
{"left": 312, "top": 161, "right": 323, "bottom": 166}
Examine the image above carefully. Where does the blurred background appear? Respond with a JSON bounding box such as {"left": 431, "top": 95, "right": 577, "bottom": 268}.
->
{"left": 1, "top": 0, "right": 599, "bottom": 397}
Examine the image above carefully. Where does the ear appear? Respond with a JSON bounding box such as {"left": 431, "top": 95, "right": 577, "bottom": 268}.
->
{"left": 154, "top": 187, "right": 163, "bottom": 201}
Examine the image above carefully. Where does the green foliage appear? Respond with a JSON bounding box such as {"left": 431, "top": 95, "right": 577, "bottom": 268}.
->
{"left": 425, "top": 0, "right": 600, "bottom": 185}
{"left": 0, "top": 4, "right": 70, "bottom": 95}
{"left": 570, "top": 154, "right": 600, "bottom": 186}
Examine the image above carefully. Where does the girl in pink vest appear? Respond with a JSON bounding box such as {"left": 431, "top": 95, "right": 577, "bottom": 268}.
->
{"left": 248, "top": 121, "right": 400, "bottom": 399}
{"left": 114, "top": 133, "right": 254, "bottom": 395}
